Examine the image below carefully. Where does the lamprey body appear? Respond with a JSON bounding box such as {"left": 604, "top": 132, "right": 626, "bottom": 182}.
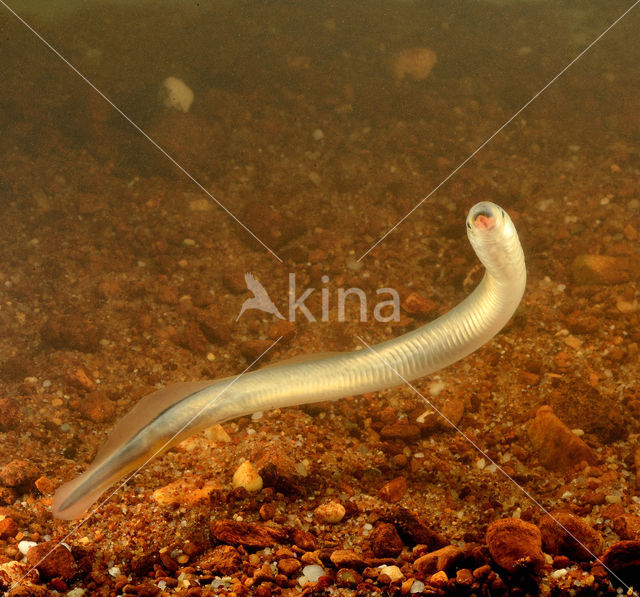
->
{"left": 52, "top": 202, "right": 526, "bottom": 519}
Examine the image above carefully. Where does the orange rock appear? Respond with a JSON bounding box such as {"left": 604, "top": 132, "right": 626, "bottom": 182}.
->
{"left": 614, "top": 515, "right": 640, "bottom": 541}
{"left": 486, "top": 518, "right": 545, "bottom": 573}
{"left": 527, "top": 405, "right": 597, "bottom": 470}
{"left": 538, "top": 510, "right": 603, "bottom": 561}
{"left": 26, "top": 542, "right": 77, "bottom": 581}
{"left": 414, "top": 544, "right": 463, "bottom": 575}
{"left": 379, "top": 476, "right": 407, "bottom": 503}
{"left": 572, "top": 254, "right": 639, "bottom": 285}
{"left": 601, "top": 540, "right": 640, "bottom": 588}
{"left": 401, "top": 292, "right": 437, "bottom": 317}
{"left": 390, "top": 48, "right": 437, "bottom": 81}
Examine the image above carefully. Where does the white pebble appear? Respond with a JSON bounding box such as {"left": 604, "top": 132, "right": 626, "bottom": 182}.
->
{"left": 312, "top": 129, "right": 324, "bottom": 140}
{"left": 108, "top": 566, "right": 121, "bottom": 578}
{"left": 18, "top": 541, "right": 37, "bottom": 556}
{"left": 232, "top": 460, "right": 263, "bottom": 492}
{"left": 161, "top": 76, "right": 194, "bottom": 112}
{"left": 551, "top": 568, "right": 568, "bottom": 579}
{"left": 301, "top": 564, "right": 324, "bottom": 583}
{"left": 314, "top": 501, "right": 346, "bottom": 524}
{"left": 410, "top": 580, "right": 425, "bottom": 593}
{"left": 379, "top": 565, "right": 403, "bottom": 582}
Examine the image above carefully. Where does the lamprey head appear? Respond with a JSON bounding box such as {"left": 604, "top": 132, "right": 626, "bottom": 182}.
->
{"left": 466, "top": 201, "right": 526, "bottom": 288}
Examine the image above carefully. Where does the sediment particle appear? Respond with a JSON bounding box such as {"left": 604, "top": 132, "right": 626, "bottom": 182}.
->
{"left": 211, "top": 520, "right": 287, "bottom": 548}
{"left": 527, "top": 405, "right": 597, "bottom": 470}
{"left": 486, "top": 518, "right": 545, "bottom": 573}
{"left": 538, "top": 510, "right": 603, "bottom": 561}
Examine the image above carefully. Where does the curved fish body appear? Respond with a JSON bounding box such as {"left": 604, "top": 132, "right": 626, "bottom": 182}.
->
{"left": 52, "top": 201, "right": 526, "bottom": 519}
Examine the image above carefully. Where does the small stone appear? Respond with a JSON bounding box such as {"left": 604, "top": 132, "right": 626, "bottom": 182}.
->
{"left": 292, "top": 529, "right": 316, "bottom": 551}
{"left": 329, "top": 549, "right": 366, "bottom": 570}
{"left": 301, "top": 564, "right": 324, "bottom": 583}
{"left": 152, "top": 477, "right": 219, "bottom": 507}
{"left": 538, "top": 510, "right": 603, "bottom": 561}
{"left": 0, "top": 560, "right": 40, "bottom": 589}
{"left": 210, "top": 520, "right": 287, "bottom": 548}
{"left": 0, "top": 459, "right": 39, "bottom": 488}
{"left": 71, "top": 390, "right": 116, "bottom": 424}
{"left": 370, "top": 522, "right": 404, "bottom": 558}
{"left": 614, "top": 515, "right": 640, "bottom": 541}
{"left": 0, "top": 517, "right": 18, "bottom": 539}
{"left": 601, "top": 540, "right": 640, "bottom": 588}
{"left": 188, "top": 198, "right": 212, "bottom": 212}
{"left": 232, "top": 461, "right": 263, "bottom": 492}
{"left": 428, "top": 570, "right": 448, "bottom": 588}
{"left": 390, "top": 48, "right": 437, "bottom": 81}
{"left": 0, "top": 397, "right": 20, "bottom": 430}
{"left": 197, "top": 545, "right": 242, "bottom": 576}
{"left": 254, "top": 443, "right": 304, "bottom": 495}
{"left": 401, "top": 292, "right": 437, "bottom": 317}
{"left": 379, "top": 423, "right": 421, "bottom": 441}
{"left": 26, "top": 542, "right": 77, "bottom": 581}
{"left": 240, "top": 339, "right": 276, "bottom": 361}
{"left": 387, "top": 507, "right": 448, "bottom": 550}
{"left": 379, "top": 565, "right": 403, "bottom": 582}
{"left": 278, "top": 558, "right": 301, "bottom": 577}
{"left": 455, "top": 568, "right": 473, "bottom": 587}
{"left": 379, "top": 476, "right": 407, "bottom": 503}
{"left": 413, "top": 545, "right": 463, "bottom": 575}
{"left": 335, "top": 567, "right": 362, "bottom": 587}
{"left": 314, "top": 501, "right": 346, "bottom": 524}
{"left": 486, "top": 518, "right": 545, "bottom": 573}
{"left": 527, "top": 405, "right": 597, "bottom": 470}
{"left": 572, "top": 254, "right": 638, "bottom": 285}
{"left": 203, "top": 424, "right": 231, "bottom": 443}
{"left": 40, "top": 314, "right": 100, "bottom": 352}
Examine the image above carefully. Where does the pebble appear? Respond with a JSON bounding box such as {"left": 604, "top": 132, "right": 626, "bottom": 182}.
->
{"left": 379, "top": 422, "right": 421, "bottom": 441}
{"left": 601, "top": 540, "right": 640, "bottom": 588}
{"left": 538, "top": 510, "right": 603, "bottom": 561}
{"left": 379, "top": 565, "right": 403, "bottom": 582}
{"left": 292, "top": 529, "right": 316, "bottom": 551}
{"left": 232, "top": 460, "right": 263, "bottom": 492}
{"left": 188, "top": 198, "right": 213, "bottom": 212}
{"left": 0, "top": 560, "right": 40, "bottom": 587}
{"left": 401, "top": 292, "right": 437, "bottom": 317}
{"left": 0, "top": 397, "right": 20, "bottom": 430}
{"left": 278, "top": 557, "right": 301, "bottom": 577}
{"left": 387, "top": 506, "right": 448, "bottom": 550}
{"left": 18, "top": 540, "right": 38, "bottom": 555}
{"left": 571, "top": 254, "right": 638, "bottom": 285}
{"left": 152, "top": 477, "right": 219, "bottom": 507}
{"left": 197, "top": 545, "right": 241, "bottom": 576}
{"left": 301, "top": 564, "right": 324, "bottom": 583}
{"left": 203, "top": 424, "right": 231, "bottom": 443}
{"left": 71, "top": 390, "right": 116, "bottom": 424}
{"left": 0, "top": 459, "right": 40, "bottom": 487}
{"left": 413, "top": 544, "right": 463, "bottom": 575}
{"left": 0, "top": 517, "right": 18, "bottom": 539}
{"left": 314, "top": 501, "right": 346, "bottom": 524}
{"left": 485, "top": 518, "right": 545, "bottom": 573}
{"left": 390, "top": 47, "right": 437, "bottom": 81}
{"left": 329, "top": 549, "right": 366, "bottom": 570}
{"left": 25, "top": 541, "right": 77, "bottom": 580}
{"left": 254, "top": 443, "right": 304, "bottom": 495}
{"left": 379, "top": 476, "right": 407, "bottom": 503}
{"left": 614, "top": 515, "right": 640, "bottom": 540}
{"left": 210, "top": 520, "right": 287, "bottom": 548}
{"left": 370, "top": 522, "right": 404, "bottom": 557}
{"left": 335, "top": 567, "right": 362, "bottom": 588}
{"left": 527, "top": 405, "right": 596, "bottom": 470}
